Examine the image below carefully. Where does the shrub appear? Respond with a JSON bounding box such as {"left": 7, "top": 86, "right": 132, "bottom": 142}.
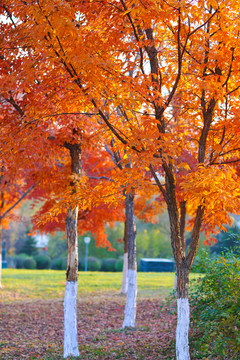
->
{"left": 14, "top": 253, "right": 29, "bottom": 269}
{"left": 189, "top": 251, "right": 240, "bottom": 359}
{"left": 23, "top": 257, "right": 36, "bottom": 269}
{"left": 101, "top": 258, "right": 117, "bottom": 272}
{"left": 87, "top": 256, "right": 101, "bottom": 271}
{"left": 191, "top": 247, "right": 212, "bottom": 273}
{"left": 51, "top": 258, "right": 66, "bottom": 270}
{"left": 115, "top": 258, "right": 123, "bottom": 272}
{"left": 34, "top": 254, "right": 51, "bottom": 269}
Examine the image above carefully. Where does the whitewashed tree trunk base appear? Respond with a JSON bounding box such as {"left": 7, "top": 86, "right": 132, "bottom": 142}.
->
{"left": 0, "top": 253, "right": 2, "bottom": 288}
{"left": 176, "top": 298, "right": 190, "bottom": 360}
{"left": 174, "top": 274, "right": 177, "bottom": 292}
{"left": 64, "top": 281, "right": 79, "bottom": 358}
{"left": 122, "top": 269, "right": 137, "bottom": 328}
{"left": 121, "top": 252, "right": 128, "bottom": 294}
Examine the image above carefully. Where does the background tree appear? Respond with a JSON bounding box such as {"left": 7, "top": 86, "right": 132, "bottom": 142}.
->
{"left": 211, "top": 223, "right": 240, "bottom": 255}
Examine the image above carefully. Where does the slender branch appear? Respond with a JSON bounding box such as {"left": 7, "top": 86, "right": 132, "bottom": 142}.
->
{"left": 160, "top": 9, "right": 189, "bottom": 115}
{"left": 188, "top": 9, "right": 218, "bottom": 37}
{"left": 36, "top": 6, "right": 143, "bottom": 153}
{"left": 0, "top": 183, "right": 37, "bottom": 220}
{"left": 180, "top": 200, "right": 186, "bottom": 253}
{"left": 215, "top": 146, "right": 240, "bottom": 159}
{"left": 3, "top": 95, "right": 24, "bottom": 117}
{"left": 2, "top": 5, "right": 17, "bottom": 28}
{"left": 227, "top": 84, "right": 240, "bottom": 96}
{"left": 87, "top": 175, "right": 115, "bottom": 182}
{"left": 149, "top": 165, "right": 168, "bottom": 203}
{"left": 222, "top": 47, "right": 235, "bottom": 87}
{"left": 120, "top": 0, "right": 145, "bottom": 75}
{"left": 211, "top": 158, "right": 240, "bottom": 165}
{"left": 220, "top": 126, "right": 225, "bottom": 145}
{"left": 34, "top": 112, "right": 97, "bottom": 121}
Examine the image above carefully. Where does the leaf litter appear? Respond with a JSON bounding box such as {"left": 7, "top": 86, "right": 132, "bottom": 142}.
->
{"left": 0, "top": 295, "right": 176, "bottom": 359}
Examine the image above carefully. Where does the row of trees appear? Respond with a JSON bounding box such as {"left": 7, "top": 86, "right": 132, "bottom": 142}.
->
{"left": 1, "top": 1, "right": 240, "bottom": 359}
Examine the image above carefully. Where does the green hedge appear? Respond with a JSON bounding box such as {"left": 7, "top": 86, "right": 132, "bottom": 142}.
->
{"left": 101, "top": 258, "right": 117, "bottom": 272}
{"left": 23, "top": 257, "right": 36, "bottom": 269}
{"left": 115, "top": 258, "right": 123, "bottom": 272}
{"left": 51, "top": 258, "right": 66, "bottom": 270}
{"left": 87, "top": 256, "right": 102, "bottom": 271}
{"left": 14, "top": 253, "right": 29, "bottom": 269}
{"left": 34, "top": 254, "right": 51, "bottom": 269}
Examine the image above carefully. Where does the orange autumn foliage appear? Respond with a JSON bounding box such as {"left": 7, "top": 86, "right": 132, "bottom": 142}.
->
{"left": 1, "top": 0, "right": 240, "bottom": 255}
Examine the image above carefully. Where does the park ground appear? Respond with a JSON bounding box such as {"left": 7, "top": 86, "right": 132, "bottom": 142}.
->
{"left": 0, "top": 270, "right": 200, "bottom": 360}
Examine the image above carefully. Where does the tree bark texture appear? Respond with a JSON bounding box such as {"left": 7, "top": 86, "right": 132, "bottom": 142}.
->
{"left": 121, "top": 221, "right": 128, "bottom": 294}
{"left": 122, "top": 192, "right": 137, "bottom": 328}
{"left": 64, "top": 142, "right": 81, "bottom": 358}
{"left": 66, "top": 205, "right": 79, "bottom": 282}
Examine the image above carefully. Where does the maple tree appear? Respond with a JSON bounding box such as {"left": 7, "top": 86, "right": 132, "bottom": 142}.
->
{"left": 0, "top": 5, "right": 145, "bottom": 352}
{"left": 0, "top": 87, "right": 128, "bottom": 356}
{"left": 1, "top": 0, "right": 240, "bottom": 359}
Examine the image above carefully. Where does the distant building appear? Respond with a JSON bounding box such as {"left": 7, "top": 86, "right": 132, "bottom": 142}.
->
{"left": 140, "top": 258, "right": 175, "bottom": 272}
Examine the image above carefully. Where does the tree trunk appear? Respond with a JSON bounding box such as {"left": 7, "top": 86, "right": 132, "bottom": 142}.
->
{"left": 176, "top": 260, "right": 190, "bottom": 360}
{"left": 63, "top": 143, "right": 81, "bottom": 358}
{"left": 0, "top": 225, "right": 2, "bottom": 288}
{"left": 64, "top": 205, "right": 79, "bottom": 358}
{"left": 122, "top": 192, "right": 137, "bottom": 328}
{"left": 121, "top": 221, "right": 128, "bottom": 294}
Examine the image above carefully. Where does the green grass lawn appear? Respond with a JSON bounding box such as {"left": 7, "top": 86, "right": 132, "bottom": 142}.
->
{"left": 1, "top": 269, "right": 200, "bottom": 302}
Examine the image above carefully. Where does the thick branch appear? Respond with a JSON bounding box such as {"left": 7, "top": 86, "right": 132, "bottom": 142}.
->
{"left": 186, "top": 206, "right": 204, "bottom": 267}
{"left": 179, "top": 200, "right": 186, "bottom": 252}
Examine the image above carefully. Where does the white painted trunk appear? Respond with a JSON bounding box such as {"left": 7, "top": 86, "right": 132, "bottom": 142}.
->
{"left": 121, "top": 252, "right": 128, "bottom": 294}
{"left": 122, "top": 269, "right": 137, "bottom": 328}
{"left": 64, "top": 281, "right": 79, "bottom": 358}
{"left": 0, "top": 253, "right": 2, "bottom": 288}
{"left": 174, "top": 274, "right": 177, "bottom": 291}
{"left": 176, "top": 298, "right": 190, "bottom": 360}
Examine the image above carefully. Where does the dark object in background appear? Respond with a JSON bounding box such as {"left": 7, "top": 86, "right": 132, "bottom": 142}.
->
{"left": 140, "top": 258, "right": 175, "bottom": 272}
